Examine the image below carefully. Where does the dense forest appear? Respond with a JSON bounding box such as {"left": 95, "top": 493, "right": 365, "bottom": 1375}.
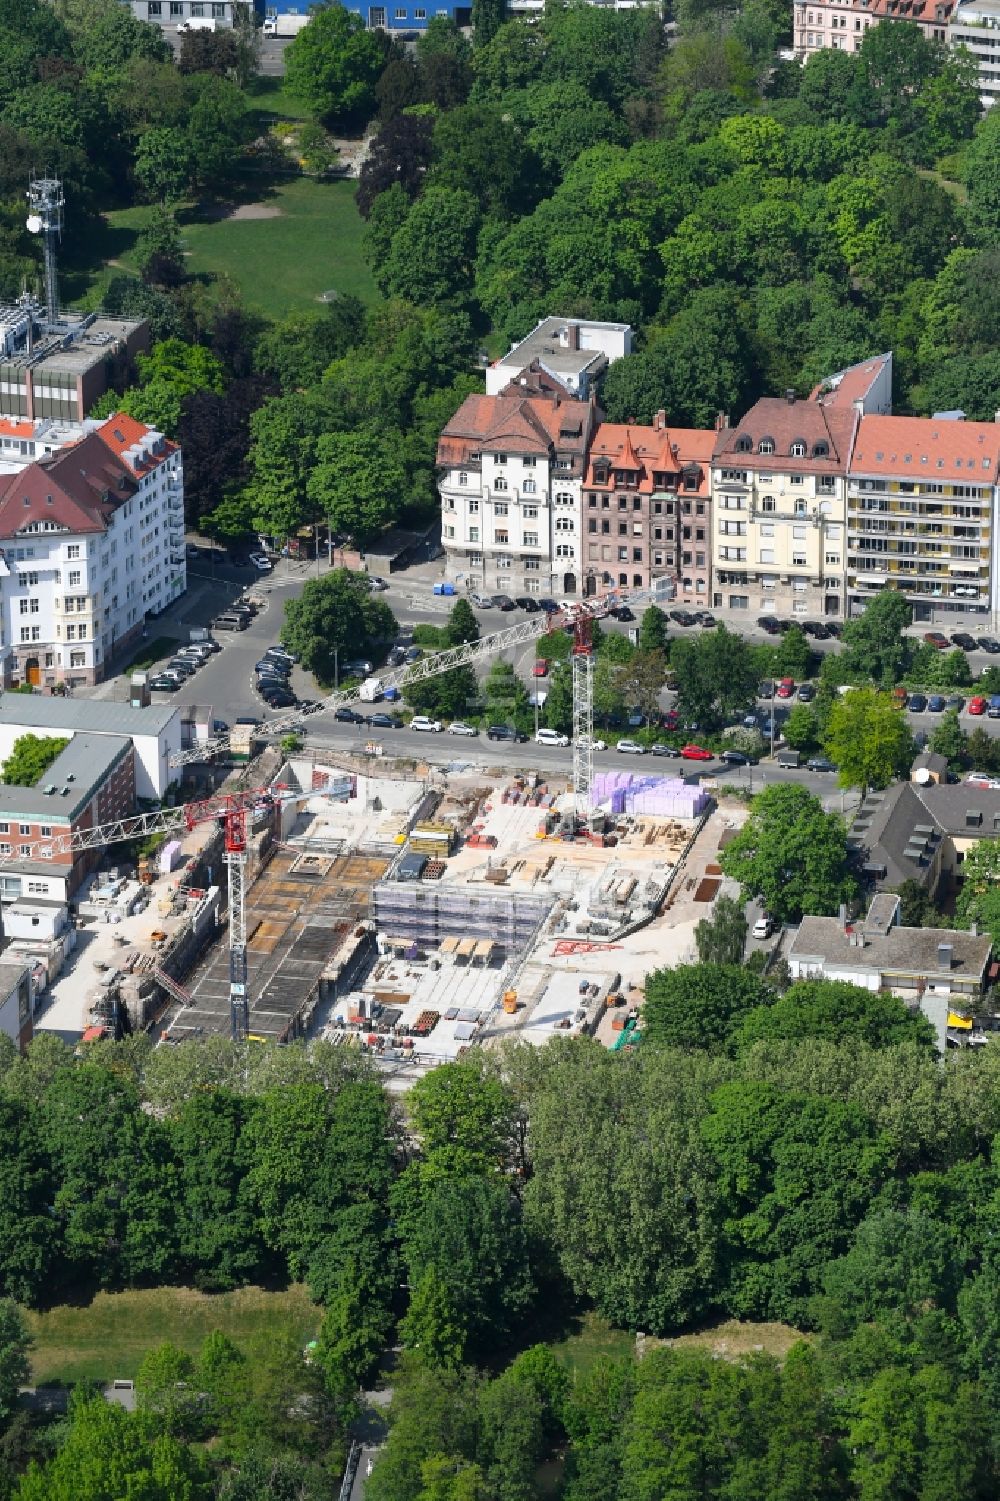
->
{"left": 2, "top": 979, "right": 1000, "bottom": 1497}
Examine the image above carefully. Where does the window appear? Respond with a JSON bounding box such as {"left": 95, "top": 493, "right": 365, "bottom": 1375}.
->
{"left": 494, "top": 530, "right": 509, "bottom": 545}
{"left": 760, "top": 496, "right": 776, "bottom": 513}
{"left": 759, "top": 523, "right": 774, "bottom": 537}
{"left": 468, "top": 527, "right": 479, "bottom": 543}
{"left": 790, "top": 441, "right": 806, "bottom": 458}
{"left": 18, "top": 573, "right": 38, "bottom": 587}
{"left": 618, "top": 547, "right": 628, "bottom": 562}
{"left": 18, "top": 825, "right": 30, "bottom": 836}
{"left": 395, "top": 5, "right": 406, "bottom": 14}
{"left": 758, "top": 438, "right": 775, "bottom": 455}
{"left": 497, "top": 556, "right": 512, "bottom": 569}
{"left": 18, "top": 599, "right": 27, "bottom": 615}
{"left": 555, "top": 516, "right": 574, "bottom": 532}
{"left": 493, "top": 454, "right": 507, "bottom": 465}
{"left": 524, "top": 532, "right": 539, "bottom": 547}
{"left": 494, "top": 502, "right": 508, "bottom": 516}
{"left": 19, "top": 628, "right": 29, "bottom": 643}
{"left": 469, "top": 500, "right": 479, "bottom": 514}
{"left": 792, "top": 525, "right": 807, "bottom": 540}
{"left": 148, "top": 1, "right": 161, "bottom": 12}
{"left": 759, "top": 549, "right": 775, "bottom": 563}
{"left": 65, "top": 625, "right": 76, "bottom": 641}
{"left": 555, "top": 492, "right": 574, "bottom": 507}
{"left": 523, "top": 506, "right": 538, "bottom": 519}
{"left": 826, "top": 552, "right": 841, "bottom": 565}
{"left": 68, "top": 570, "right": 81, "bottom": 586}
{"left": 524, "top": 557, "right": 539, "bottom": 571}
{"left": 523, "top": 479, "right": 536, "bottom": 494}
{"left": 523, "top": 457, "right": 536, "bottom": 468}
{"left": 555, "top": 544, "right": 575, "bottom": 559}
{"left": 632, "top": 547, "right": 643, "bottom": 562}
{"left": 734, "top": 436, "right": 753, "bottom": 454}
{"left": 794, "top": 499, "right": 807, "bottom": 517}
{"left": 40, "top": 825, "right": 51, "bottom": 838}
{"left": 18, "top": 845, "right": 30, "bottom": 858}
{"left": 31, "top": 626, "right": 40, "bottom": 641}
{"left": 414, "top": 6, "right": 426, "bottom": 16}
{"left": 494, "top": 477, "right": 507, "bottom": 492}
{"left": 459, "top": 472, "right": 468, "bottom": 486}
{"left": 444, "top": 525, "right": 455, "bottom": 540}
{"left": 792, "top": 553, "right": 807, "bottom": 567}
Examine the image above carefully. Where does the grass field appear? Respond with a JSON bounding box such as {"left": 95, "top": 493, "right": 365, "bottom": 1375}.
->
{"left": 548, "top": 1312, "right": 809, "bottom": 1383}
{"left": 23, "top": 1285, "right": 321, "bottom": 1386}
{"left": 549, "top": 1313, "right": 636, "bottom": 1378}
{"left": 80, "top": 176, "right": 377, "bottom": 321}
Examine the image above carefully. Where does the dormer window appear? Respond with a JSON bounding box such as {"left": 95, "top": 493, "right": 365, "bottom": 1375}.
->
{"left": 812, "top": 441, "right": 829, "bottom": 458}
{"left": 758, "top": 438, "right": 775, "bottom": 455}
{"left": 735, "top": 435, "right": 753, "bottom": 453}
{"left": 790, "top": 441, "right": 806, "bottom": 458}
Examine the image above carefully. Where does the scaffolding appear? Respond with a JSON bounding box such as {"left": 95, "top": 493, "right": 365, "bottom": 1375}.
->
{"left": 372, "top": 882, "right": 553, "bottom": 952}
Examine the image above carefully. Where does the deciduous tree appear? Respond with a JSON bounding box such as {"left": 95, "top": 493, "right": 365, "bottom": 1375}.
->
{"left": 824, "top": 687, "right": 915, "bottom": 792}
{"left": 644, "top": 962, "right": 772, "bottom": 1052}
{"left": 282, "top": 570, "right": 397, "bottom": 690}
{"left": 285, "top": 3, "right": 388, "bottom": 127}
{"left": 720, "top": 783, "right": 856, "bottom": 923}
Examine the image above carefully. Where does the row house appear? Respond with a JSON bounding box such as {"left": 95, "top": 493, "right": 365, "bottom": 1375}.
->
{"left": 794, "top": 0, "right": 952, "bottom": 55}
{"left": 438, "top": 392, "right": 594, "bottom": 597}
{"left": 582, "top": 413, "right": 714, "bottom": 603}
{"left": 0, "top": 413, "right": 185, "bottom": 688}
{"left": 846, "top": 414, "right": 1000, "bottom": 619}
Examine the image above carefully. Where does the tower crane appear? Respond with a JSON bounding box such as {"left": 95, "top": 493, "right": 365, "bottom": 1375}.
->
{"left": 169, "top": 582, "right": 673, "bottom": 822}
{"left": 18, "top": 585, "right": 671, "bottom": 1041}
{"left": 40, "top": 784, "right": 293, "bottom": 1043}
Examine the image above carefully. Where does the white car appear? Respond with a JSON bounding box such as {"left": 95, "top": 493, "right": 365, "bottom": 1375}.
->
{"left": 471, "top": 593, "right": 494, "bottom": 609}
{"left": 448, "top": 721, "right": 479, "bottom": 736}
{"left": 616, "top": 738, "right": 648, "bottom": 755}
{"left": 752, "top": 915, "right": 774, "bottom": 940}
{"left": 578, "top": 735, "right": 608, "bottom": 751}
{"left": 248, "top": 553, "right": 273, "bottom": 573}
{"left": 410, "top": 716, "right": 443, "bottom": 733}
{"left": 367, "top": 575, "right": 389, "bottom": 591}
{"left": 535, "top": 728, "right": 570, "bottom": 747}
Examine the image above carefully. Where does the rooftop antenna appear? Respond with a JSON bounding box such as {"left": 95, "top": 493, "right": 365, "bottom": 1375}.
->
{"left": 26, "top": 177, "right": 64, "bottom": 328}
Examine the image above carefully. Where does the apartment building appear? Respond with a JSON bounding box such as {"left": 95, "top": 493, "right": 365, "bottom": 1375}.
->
{"left": 486, "top": 319, "right": 633, "bottom": 400}
{"left": 846, "top": 414, "right": 999, "bottom": 619}
{"left": 127, "top": 0, "right": 252, "bottom": 29}
{"left": 949, "top": 0, "right": 1000, "bottom": 108}
{"left": 0, "top": 413, "right": 185, "bottom": 687}
{"left": 582, "top": 412, "right": 714, "bottom": 602}
{"left": 710, "top": 355, "right": 892, "bottom": 618}
{"left": 794, "top": 0, "right": 952, "bottom": 54}
{"left": 438, "top": 392, "right": 595, "bottom": 597}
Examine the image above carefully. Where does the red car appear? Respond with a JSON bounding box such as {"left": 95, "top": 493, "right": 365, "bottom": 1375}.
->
{"left": 661, "top": 710, "right": 679, "bottom": 730}
{"left": 775, "top": 677, "right": 795, "bottom": 699}
{"left": 923, "top": 631, "right": 949, "bottom": 650}
{"left": 681, "top": 743, "right": 713, "bottom": 761}
{"left": 969, "top": 695, "right": 987, "bottom": 716}
{"left": 532, "top": 660, "right": 548, "bottom": 678}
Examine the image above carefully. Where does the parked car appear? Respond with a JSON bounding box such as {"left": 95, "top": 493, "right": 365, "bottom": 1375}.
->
{"left": 757, "top": 615, "right": 781, "bottom": 634}
{"left": 660, "top": 710, "right": 679, "bottom": 730}
{"left": 927, "top": 694, "right": 946, "bottom": 713}
{"left": 945, "top": 695, "right": 966, "bottom": 713}
{"left": 988, "top": 695, "right": 1000, "bottom": 719}
{"left": 796, "top": 683, "right": 815, "bottom": 702}
{"left": 515, "top": 597, "right": 540, "bottom": 613}
{"left": 448, "top": 721, "right": 479, "bottom": 736}
{"left": 536, "top": 728, "right": 570, "bottom": 747}
{"left": 670, "top": 609, "right": 696, "bottom": 626}
{"left": 758, "top": 680, "right": 775, "bottom": 698}
{"left": 366, "top": 575, "right": 389, "bottom": 591}
{"left": 824, "top": 621, "right": 842, "bottom": 637}
{"left": 166, "top": 658, "right": 197, "bottom": 678}
{"left": 978, "top": 636, "right": 1000, "bottom": 654}
{"left": 410, "top": 715, "right": 443, "bottom": 732}
{"left": 951, "top": 633, "right": 977, "bottom": 651}
{"left": 404, "top": 647, "right": 423, "bottom": 664}
{"left": 261, "top": 686, "right": 296, "bottom": 709}
{"left": 341, "top": 659, "right": 373, "bottom": 678}
{"left": 969, "top": 695, "right": 987, "bottom": 716}
{"left": 256, "top": 658, "right": 288, "bottom": 678}
{"left": 367, "top": 712, "right": 402, "bottom": 728}
{"left": 609, "top": 605, "right": 635, "bottom": 621}
{"left": 264, "top": 645, "right": 298, "bottom": 664}
{"left": 651, "top": 742, "right": 680, "bottom": 757}
{"left": 752, "top": 915, "right": 774, "bottom": 940}
{"left": 387, "top": 646, "right": 406, "bottom": 667}
{"left": 532, "top": 660, "right": 548, "bottom": 678}
{"left": 694, "top": 611, "right": 717, "bottom": 627}
{"left": 147, "top": 674, "right": 180, "bottom": 692}
{"left": 470, "top": 593, "right": 494, "bottom": 608}
{"left": 807, "top": 756, "right": 837, "bottom": 772}
{"left": 248, "top": 553, "right": 273, "bottom": 573}
{"left": 538, "top": 598, "right": 560, "bottom": 614}
{"left": 334, "top": 707, "right": 364, "bottom": 724}
{"left": 775, "top": 677, "right": 795, "bottom": 699}
{"left": 908, "top": 692, "right": 928, "bottom": 712}
{"left": 616, "top": 738, "right": 648, "bottom": 755}
{"left": 492, "top": 594, "right": 516, "bottom": 611}
{"left": 681, "top": 743, "right": 713, "bottom": 760}
{"left": 720, "top": 749, "right": 754, "bottom": 765}
{"left": 487, "top": 724, "right": 525, "bottom": 741}
{"left": 577, "top": 734, "right": 608, "bottom": 751}
{"left": 212, "top": 613, "right": 248, "bottom": 631}
{"left": 923, "top": 631, "right": 949, "bottom": 649}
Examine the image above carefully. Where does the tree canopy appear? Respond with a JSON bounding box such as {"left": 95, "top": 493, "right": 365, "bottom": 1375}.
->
{"left": 719, "top": 783, "right": 857, "bottom": 923}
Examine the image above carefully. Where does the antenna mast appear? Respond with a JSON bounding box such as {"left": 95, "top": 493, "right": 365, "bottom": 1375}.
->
{"left": 26, "top": 178, "right": 64, "bottom": 327}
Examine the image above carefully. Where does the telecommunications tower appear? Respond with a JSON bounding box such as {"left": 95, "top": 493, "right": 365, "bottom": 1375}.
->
{"left": 26, "top": 177, "right": 65, "bottom": 326}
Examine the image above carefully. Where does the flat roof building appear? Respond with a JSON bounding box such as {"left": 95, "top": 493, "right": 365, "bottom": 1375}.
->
{"left": 0, "top": 696, "right": 181, "bottom": 800}
{"left": 486, "top": 318, "right": 633, "bottom": 399}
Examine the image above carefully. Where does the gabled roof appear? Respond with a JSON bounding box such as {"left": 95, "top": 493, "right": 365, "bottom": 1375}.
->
{"left": 585, "top": 419, "right": 714, "bottom": 494}
{"left": 811, "top": 353, "right": 892, "bottom": 411}
{"left": 849, "top": 415, "right": 1000, "bottom": 482}
{"left": 437, "top": 393, "right": 593, "bottom": 467}
{"left": 713, "top": 396, "right": 857, "bottom": 473}
{"left": 97, "top": 413, "right": 176, "bottom": 478}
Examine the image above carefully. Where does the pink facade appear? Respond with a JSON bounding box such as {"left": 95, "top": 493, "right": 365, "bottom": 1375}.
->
{"left": 794, "top": 0, "right": 951, "bottom": 55}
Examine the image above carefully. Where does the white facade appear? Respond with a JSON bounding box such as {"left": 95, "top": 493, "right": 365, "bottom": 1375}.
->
{"left": 486, "top": 319, "right": 634, "bottom": 399}
{"left": 0, "top": 416, "right": 185, "bottom": 687}
{"left": 0, "top": 700, "right": 182, "bottom": 800}
{"left": 127, "top": 0, "right": 251, "bottom": 29}
{"left": 950, "top": 0, "right": 1000, "bottom": 107}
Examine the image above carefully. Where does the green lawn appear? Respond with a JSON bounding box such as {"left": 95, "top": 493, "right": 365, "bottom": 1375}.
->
{"left": 89, "top": 177, "right": 377, "bottom": 320}
{"left": 23, "top": 1285, "right": 322, "bottom": 1386}
{"left": 548, "top": 1313, "right": 635, "bottom": 1380}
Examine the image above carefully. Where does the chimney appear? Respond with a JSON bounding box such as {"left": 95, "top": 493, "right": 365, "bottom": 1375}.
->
{"left": 715, "top": 411, "right": 729, "bottom": 432}
{"left": 654, "top": 409, "right": 666, "bottom": 432}
{"left": 785, "top": 389, "right": 796, "bottom": 405}
{"left": 566, "top": 323, "right": 579, "bottom": 350}
{"left": 839, "top": 902, "right": 848, "bottom": 929}
{"left": 994, "top": 409, "right": 1000, "bottom": 425}
{"left": 971, "top": 921, "right": 978, "bottom": 937}
{"left": 937, "top": 942, "right": 953, "bottom": 970}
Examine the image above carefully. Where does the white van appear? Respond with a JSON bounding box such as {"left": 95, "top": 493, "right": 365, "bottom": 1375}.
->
{"left": 535, "top": 728, "right": 570, "bottom": 747}
{"left": 752, "top": 915, "right": 774, "bottom": 940}
{"left": 177, "top": 17, "right": 217, "bottom": 31}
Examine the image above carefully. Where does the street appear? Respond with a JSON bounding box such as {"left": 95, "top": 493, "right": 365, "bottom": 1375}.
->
{"left": 85, "top": 556, "right": 1000, "bottom": 809}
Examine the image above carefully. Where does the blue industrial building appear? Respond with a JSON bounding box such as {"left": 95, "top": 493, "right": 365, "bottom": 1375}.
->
{"left": 265, "top": 0, "right": 471, "bottom": 32}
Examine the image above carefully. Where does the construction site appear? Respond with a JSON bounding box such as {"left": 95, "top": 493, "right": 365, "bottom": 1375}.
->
{"left": 27, "top": 744, "right": 749, "bottom": 1069}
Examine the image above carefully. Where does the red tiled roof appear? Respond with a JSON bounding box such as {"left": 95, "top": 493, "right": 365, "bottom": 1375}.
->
{"left": 585, "top": 420, "right": 715, "bottom": 494}
{"left": 850, "top": 415, "right": 1000, "bottom": 480}
{"left": 811, "top": 353, "right": 891, "bottom": 409}
{"left": 0, "top": 420, "right": 36, "bottom": 441}
{"left": 437, "top": 393, "right": 592, "bottom": 466}
{"left": 97, "top": 412, "right": 176, "bottom": 477}
{"left": 0, "top": 431, "right": 137, "bottom": 540}
{"left": 713, "top": 396, "right": 857, "bottom": 473}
